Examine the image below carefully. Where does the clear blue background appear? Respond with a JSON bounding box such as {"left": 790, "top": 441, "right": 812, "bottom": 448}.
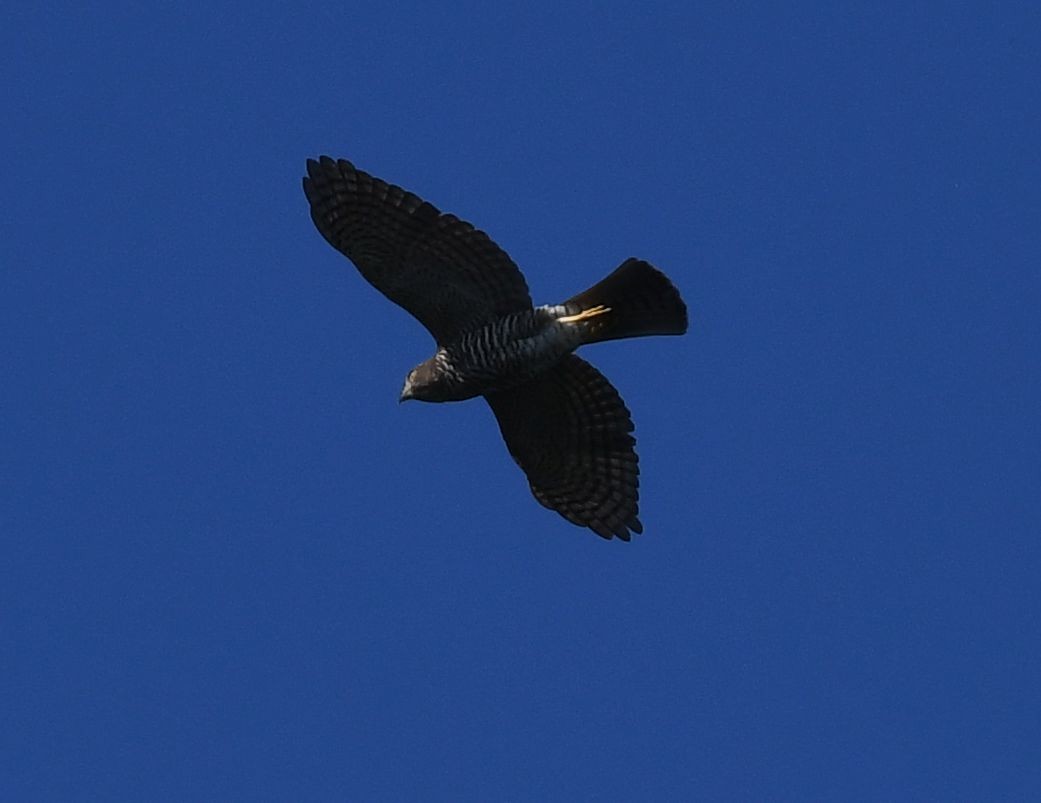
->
{"left": 3, "top": 3, "right": 1039, "bottom": 800}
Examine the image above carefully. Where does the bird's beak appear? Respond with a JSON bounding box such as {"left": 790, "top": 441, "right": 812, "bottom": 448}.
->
{"left": 399, "top": 383, "right": 413, "bottom": 404}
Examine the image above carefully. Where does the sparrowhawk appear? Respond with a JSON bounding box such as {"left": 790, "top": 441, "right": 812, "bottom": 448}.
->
{"left": 303, "top": 156, "right": 688, "bottom": 540}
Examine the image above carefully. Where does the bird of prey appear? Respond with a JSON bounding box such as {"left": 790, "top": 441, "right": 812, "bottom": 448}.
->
{"left": 303, "top": 156, "right": 688, "bottom": 540}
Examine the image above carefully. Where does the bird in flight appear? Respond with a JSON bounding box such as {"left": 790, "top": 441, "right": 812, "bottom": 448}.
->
{"left": 303, "top": 156, "right": 688, "bottom": 540}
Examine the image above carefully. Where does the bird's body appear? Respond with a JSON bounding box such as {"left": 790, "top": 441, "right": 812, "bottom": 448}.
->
{"left": 303, "top": 156, "right": 688, "bottom": 540}
{"left": 404, "top": 306, "right": 593, "bottom": 402}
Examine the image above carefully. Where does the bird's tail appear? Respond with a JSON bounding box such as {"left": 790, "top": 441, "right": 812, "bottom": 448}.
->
{"left": 560, "top": 258, "right": 688, "bottom": 345}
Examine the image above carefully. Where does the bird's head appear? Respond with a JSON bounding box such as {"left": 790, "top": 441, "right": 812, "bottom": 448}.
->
{"left": 400, "top": 355, "right": 460, "bottom": 403}
{"left": 398, "top": 367, "right": 422, "bottom": 402}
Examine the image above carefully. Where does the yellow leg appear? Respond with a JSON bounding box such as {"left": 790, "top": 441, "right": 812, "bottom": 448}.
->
{"left": 558, "top": 304, "right": 611, "bottom": 324}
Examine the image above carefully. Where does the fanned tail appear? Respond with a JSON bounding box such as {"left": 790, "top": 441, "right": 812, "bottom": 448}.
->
{"left": 561, "top": 258, "right": 688, "bottom": 345}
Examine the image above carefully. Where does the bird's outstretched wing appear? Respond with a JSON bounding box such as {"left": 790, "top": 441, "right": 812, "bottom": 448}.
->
{"left": 485, "top": 355, "right": 642, "bottom": 540}
{"left": 303, "top": 157, "right": 532, "bottom": 344}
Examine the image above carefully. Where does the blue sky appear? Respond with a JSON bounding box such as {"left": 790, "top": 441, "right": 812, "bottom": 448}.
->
{"left": 3, "top": 3, "right": 1039, "bottom": 800}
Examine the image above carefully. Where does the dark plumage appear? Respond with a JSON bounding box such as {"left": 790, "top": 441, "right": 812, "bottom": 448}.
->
{"left": 303, "top": 156, "right": 688, "bottom": 540}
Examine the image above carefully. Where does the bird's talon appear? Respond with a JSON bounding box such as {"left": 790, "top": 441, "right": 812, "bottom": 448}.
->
{"left": 559, "top": 305, "right": 611, "bottom": 324}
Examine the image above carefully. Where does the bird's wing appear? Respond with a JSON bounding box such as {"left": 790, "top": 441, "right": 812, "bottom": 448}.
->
{"left": 303, "top": 157, "right": 532, "bottom": 344}
{"left": 485, "top": 355, "right": 642, "bottom": 540}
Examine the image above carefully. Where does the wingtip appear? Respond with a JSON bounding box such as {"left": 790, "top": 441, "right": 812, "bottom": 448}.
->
{"left": 589, "top": 516, "right": 640, "bottom": 541}
{"left": 304, "top": 155, "right": 355, "bottom": 179}
{"left": 303, "top": 156, "right": 350, "bottom": 197}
